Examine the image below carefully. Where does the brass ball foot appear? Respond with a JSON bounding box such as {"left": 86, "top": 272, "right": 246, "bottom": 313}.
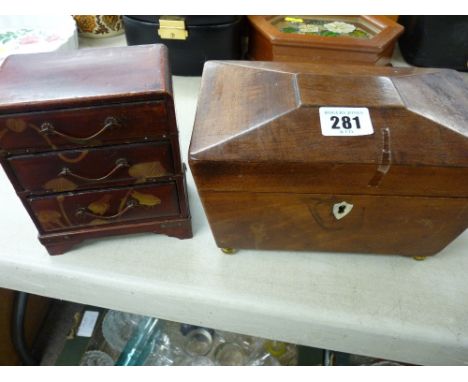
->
{"left": 413, "top": 256, "right": 427, "bottom": 261}
{"left": 221, "top": 247, "right": 237, "bottom": 255}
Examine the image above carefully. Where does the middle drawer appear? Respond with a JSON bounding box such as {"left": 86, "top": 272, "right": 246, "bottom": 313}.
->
{"left": 9, "top": 141, "right": 175, "bottom": 194}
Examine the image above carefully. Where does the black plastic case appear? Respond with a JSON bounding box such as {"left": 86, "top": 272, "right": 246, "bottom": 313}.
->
{"left": 398, "top": 16, "right": 468, "bottom": 72}
{"left": 123, "top": 16, "right": 244, "bottom": 76}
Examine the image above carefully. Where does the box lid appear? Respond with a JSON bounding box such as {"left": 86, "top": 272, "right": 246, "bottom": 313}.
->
{"left": 248, "top": 16, "right": 404, "bottom": 54}
{"left": 189, "top": 61, "right": 468, "bottom": 198}
{"left": 0, "top": 44, "right": 172, "bottom": 114}
{"left": 126, "top": 15, "right": 241, "bottom": 27}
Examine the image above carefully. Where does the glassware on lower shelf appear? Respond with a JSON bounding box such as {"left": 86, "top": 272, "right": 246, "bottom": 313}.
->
{"left": 102, "top": 310, "right": 144, "bottom": 352}
{"left": 143, "top": 333, "right": 173, "bottom": 366}
{"left": 179, "top": 356, "right": 216, "bottom": 366}
{"left": 246, "top": 352, "right": 280, "bottom": 366}
{"left": 183, "top": 328, "right": 214, "bottom": 357}
{"left": 264, "top": 340, "right": 298, "bottom": 366}
{"left": 213, "top": 342, "right": 248, "bottom": 366}
{"left": 370, "top": 361, "right": 403, "bottom": 366}
{"left": 115, "top": 316, "right": 163, "bottom": 366}
{"left": 79, "top": 350, "right": 114, "bottom": 366}
{"left": 216, "top": 331, "right": 263, "bottom": 354}
{"left": 180, "top": 323, "right": 215, "bottom": 336}
{"left": 98, "top": 310, "right": 298, "bottom": 366}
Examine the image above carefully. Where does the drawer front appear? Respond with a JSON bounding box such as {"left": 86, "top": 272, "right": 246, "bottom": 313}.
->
{"left": 9, "top": 141, "right": 175, "bottom": 194}
{"left": 0, "top": 101, "right": 168, "bottom": 152}
{"left": 29, "top": 182, "right": 180, "bottom": 233}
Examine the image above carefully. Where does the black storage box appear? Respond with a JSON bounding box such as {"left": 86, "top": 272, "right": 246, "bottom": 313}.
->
{"left": 398, "top": 16, "right": 468, "bottom": 72}
{"left": 123, "top": 16, "right": 244, "bottom": 76}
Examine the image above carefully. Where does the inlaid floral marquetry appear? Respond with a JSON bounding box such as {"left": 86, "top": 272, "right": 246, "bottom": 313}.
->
{"left": 8, "top": 142, "right": 174, "bottom": 194}
{"left": 0, "top": 45, "right": 192, "bottom": 254}
{"left": 30, "top": 183, "right": 179, "bottom": 233}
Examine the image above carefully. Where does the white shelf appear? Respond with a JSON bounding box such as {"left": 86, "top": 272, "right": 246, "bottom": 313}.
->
{"left": 0, "top": 35, "right": 467, "bottom": 366}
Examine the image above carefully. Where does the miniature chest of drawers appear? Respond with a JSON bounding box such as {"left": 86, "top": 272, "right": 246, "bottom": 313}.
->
{"left": 0, "top": 45, "right": 192, "bottom": 255}
{"left": 189, "top": 61, "right": 468, "bottom": 257}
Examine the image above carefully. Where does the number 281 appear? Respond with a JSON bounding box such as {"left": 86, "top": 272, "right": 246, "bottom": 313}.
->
{"left": 330, "top": 116, "right": 361, "bottom": 129}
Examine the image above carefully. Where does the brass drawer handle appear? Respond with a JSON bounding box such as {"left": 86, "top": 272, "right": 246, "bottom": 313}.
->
{"left": 75, "top": 199, "right": 138, "bottom": 220}
{"left": 40, "top": 116, "right": 120, "bottom": 144}
{"left": 59, "top": 158, "right": 129, "bottom": 182}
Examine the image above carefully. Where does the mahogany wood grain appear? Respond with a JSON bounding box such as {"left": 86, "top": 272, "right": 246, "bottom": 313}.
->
{"left": 0, "top": 45, "right": 173, "bottom": 114}
{"left": 247, "top": 28, "right": 273, "bottom": 60}
{"left": 28, "top": 182, "right": 180, "bottom": 234}
{"left": 0, "top": 45, "right": 192, "bottom": 255}
{"left": 199, "top": 190, "right": 467, "bottom": 256}
{"left": 190, "top": 162, "right": 468, "bottom": 198}
{"left": 34, "top": 173, "right": 191, "bottom": 255}
{"left": 9, "top": 141, "right": 175, "bottom": 194}
{"left": 0, "top": 101, "right": 169, "bottom": 153}
{"left": 189, "top": 61, "right": 468, "bottom": 256}
{"left": 39, "top": 217, "right": 193, "bottom": 256}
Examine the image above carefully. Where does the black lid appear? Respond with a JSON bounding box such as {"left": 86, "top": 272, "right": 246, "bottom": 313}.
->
{"left": 125, "top": 15, "right": 241, "bottom": 26}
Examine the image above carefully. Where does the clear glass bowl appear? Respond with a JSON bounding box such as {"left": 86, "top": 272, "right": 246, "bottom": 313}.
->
{"left": 79, "top": 350, "right": 114, "bottom": 366}
{"left": 213, "top": 342, "right": 247, "bottom": 366}
{"left": 183, "top": 328, "right": 214, "bottom": 357}
{"left": 101, "top": 310, "right": 144, "bottom": 352}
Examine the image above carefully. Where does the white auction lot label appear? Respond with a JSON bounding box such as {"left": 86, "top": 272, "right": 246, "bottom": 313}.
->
{"left": 319, "top": 107, "right": 374, "bottom": 136}
{"left": 77, "top": 310, "right": 99, "bottom": 337}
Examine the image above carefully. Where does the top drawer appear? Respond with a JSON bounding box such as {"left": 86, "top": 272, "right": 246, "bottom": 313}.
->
{"left": 0, "top": 101, "right": 169, "bottom": 153}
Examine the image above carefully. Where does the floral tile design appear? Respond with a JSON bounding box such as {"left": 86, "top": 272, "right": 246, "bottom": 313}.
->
{"left": 273, "top": 17, "right": 375, "bottom": 39}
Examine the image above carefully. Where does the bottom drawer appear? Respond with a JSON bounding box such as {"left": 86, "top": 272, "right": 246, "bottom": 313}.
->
{"left": 29, "top": 182, "right": 180, "bottom": 233}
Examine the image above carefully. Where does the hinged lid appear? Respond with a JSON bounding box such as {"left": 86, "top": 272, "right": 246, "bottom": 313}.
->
{"left": 128, "top": 15, "right": 241, "bottom": 27}
{"left": 189, "top": 61, "right": 468, "bottom": 198}
{"left": 0, "top": 44, "right": 172, "bottom": 114}
{"left": 248, "top": 15, "right": 404, "bottom": 53}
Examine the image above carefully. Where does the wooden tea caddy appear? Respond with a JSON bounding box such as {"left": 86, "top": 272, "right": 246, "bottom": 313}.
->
{"left": 189, "top": 61, "right": 468, "bottom": 258}
{"left": 0, "top": 45, "right": 192, "bottom": 255}
{"left": 248, "top": 16, "right": 404, "bottom": 66}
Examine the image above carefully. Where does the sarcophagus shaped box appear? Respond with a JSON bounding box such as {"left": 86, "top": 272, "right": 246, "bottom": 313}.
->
{"left": 189, "top": 61, "right": 468, "bottom": 256}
